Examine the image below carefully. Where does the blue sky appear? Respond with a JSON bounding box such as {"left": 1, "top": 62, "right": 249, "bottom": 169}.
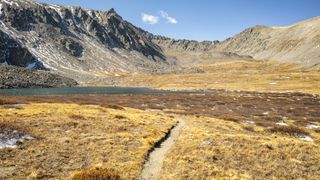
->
{"left": 36, "top": 0, "right": 319, "bottom": 41}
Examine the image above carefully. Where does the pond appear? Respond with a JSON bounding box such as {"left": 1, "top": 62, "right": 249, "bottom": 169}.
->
{"left": 0, "top": 86, "right": 197, "bottom": 96}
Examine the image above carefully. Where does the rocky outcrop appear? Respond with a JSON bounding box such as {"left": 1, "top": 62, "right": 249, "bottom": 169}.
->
{"left": 0, "top": 29, "right": 44, "bottom": 68}
{"left": 0, "top": 0, "right": 171, "bottom": 82}
{"left": 0, "top": 65, "right": 78, "bottom": 88}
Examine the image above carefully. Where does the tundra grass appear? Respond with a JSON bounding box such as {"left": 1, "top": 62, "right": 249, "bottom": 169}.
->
{"left": 124, "top": 60, "right": 320, "bottom": 94}
{"left": 160, "top": 116, "right": 320, "bottom": 179}
{"left": 0, "top": 103, "right": 176, "bottom": 179}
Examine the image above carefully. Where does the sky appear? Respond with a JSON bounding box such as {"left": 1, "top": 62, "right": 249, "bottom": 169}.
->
{"left": 36, "top": 0, "right": 320, "bottom": 41}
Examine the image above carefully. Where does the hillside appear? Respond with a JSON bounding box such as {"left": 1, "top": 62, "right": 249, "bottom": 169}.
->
{"left": 0, "top": 0, "right": 319, "bottom": 86}
{"left": 0, "top": 0, "right": 180, "bottom": 83}
{"left": 214, "top": 17, "right": 320, "bottom": 67}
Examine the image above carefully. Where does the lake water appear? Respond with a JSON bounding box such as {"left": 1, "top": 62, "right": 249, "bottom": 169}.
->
{"left": 0, "top": 87, "right": 195, "bottom": 96}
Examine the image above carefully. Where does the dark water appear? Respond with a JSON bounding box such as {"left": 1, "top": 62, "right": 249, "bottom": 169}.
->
{"left": 0, "top": 87, "right": 194, "bottom": 96}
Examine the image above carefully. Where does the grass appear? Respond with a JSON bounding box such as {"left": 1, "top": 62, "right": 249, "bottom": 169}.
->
{"left": 100, "top": 104, "right": 124, "bottom": 110}
{"left": 0, "top": 96, "right": 17, "bottom": 105}
{"left": 72, "top": 167, "right": 121, "bottom": 180}
{"left": 123, "top": 60, "right": 320, "bottom": 94}
{"left": 160, "top": 116, "right": 320, "bottom": 179}
{"left": 17, "top": 91, "right": 320, "bottom": 127}
{"left": 1, "top": 89, "right": 319, "bottom": 179}
{"left": 0, "top": 103, "right": 176, "bottom": 179}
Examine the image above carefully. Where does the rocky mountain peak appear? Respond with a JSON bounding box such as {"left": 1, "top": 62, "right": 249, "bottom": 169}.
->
{"left": 0, "top": 0, "right": 170, "bottom": 78}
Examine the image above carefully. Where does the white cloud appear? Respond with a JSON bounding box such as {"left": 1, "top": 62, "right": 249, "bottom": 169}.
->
{"left": 160, "top": 11, "right": 177, "bottom": 24}
{"left": 141, "top": 13, "right": 159, "bottom": 25}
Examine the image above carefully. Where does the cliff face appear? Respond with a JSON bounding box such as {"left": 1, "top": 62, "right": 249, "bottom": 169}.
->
{"left": 0, "top": 29, "right": 44, "bottom": 69}
{"left": 0, "top": 0, "right": 173, "bottom": 83}
{"left": 1, "top": 0, "right": 320, "bottom": 85}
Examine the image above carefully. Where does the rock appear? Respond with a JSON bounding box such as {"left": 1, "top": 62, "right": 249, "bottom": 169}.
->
{"left": 0, "top": 65, "right": 78, "bottom": 89}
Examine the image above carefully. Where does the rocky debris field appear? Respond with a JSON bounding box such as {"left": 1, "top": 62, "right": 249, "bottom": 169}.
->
{"left": 0, "top": 65, "right": 78, "bottom": 89}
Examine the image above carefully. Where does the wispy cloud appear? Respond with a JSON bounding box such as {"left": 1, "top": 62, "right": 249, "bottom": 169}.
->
{"left": 141, "top": 13, "right": 159, "bottom": 25}
{"left": 160, "top": 11, "right": 177, "bottom": 24}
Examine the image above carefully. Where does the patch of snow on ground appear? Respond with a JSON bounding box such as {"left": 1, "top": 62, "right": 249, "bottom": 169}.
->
{"left": 26, "top": 62, "right": 36, "bottom": 69}
{"left": 275, "top": 120, "right": 288, "bottom": 126}
{"left": 2, "top": 0, "right": 19, "bottom": 7}
{"left": 48, "top": 5, "right": 62, "bottom": 16}
{"left": 246, "top": 120, "right": 255, "bottom": 124}
{"left": 0, "top": 130, "right": 33, "bottom": 149}
{"left": 306, "top": 124, "right": 320, "bottom": 129}
{"left": 299, "top": 135, "right": 313, "bottom": 142}
{"left": 0, "top": 3, "right": 3, "bottom": 15}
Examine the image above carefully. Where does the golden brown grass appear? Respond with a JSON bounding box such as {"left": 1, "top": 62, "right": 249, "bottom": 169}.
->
{"left": 123, "top": 60, "right": 320, "bottom": 94}
{"left": 160, "top": 116, "right": 320, "bottom": 179}
{"left": 0, "top": 103, "right": 176, "bottom": 179}
{"left": 72, "top": 167, "right": 121, "bottom": 180}
{"left": 0, "top": 96, "right": 17, "bottom": 105}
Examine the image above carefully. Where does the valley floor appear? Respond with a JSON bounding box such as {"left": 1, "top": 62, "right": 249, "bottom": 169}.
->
{"left": 1, "top": 88, "right": 320, "bottom": 179}
{"left": 122, "top": 60, "right": 320, "bottom": 94}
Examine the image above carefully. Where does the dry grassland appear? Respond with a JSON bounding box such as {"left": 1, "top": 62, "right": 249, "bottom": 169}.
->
{"left": 160, "top": 116, "right": 320, "bottom": 179}
{"left": 124, "top": 60, "right": 320, "bottom": 94}
{"left": 0, "top": 103, "right": 176, "bottom": 179}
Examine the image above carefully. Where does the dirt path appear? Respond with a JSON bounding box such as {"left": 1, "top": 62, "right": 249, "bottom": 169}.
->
{"left": 140, "top": 118, "right": 185, "bottom": 180}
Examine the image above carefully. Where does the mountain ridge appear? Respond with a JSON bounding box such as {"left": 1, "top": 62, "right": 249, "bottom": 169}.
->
{"left": 0, "top": 0, "right": 319, "bottom": 86}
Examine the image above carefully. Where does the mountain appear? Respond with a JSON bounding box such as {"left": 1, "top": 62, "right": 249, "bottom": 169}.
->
{"left": 0, "top": 0, "right": 180, "bottom": 84}
{"left": 214, "top": 17, "right": 320, "bottom": 66}
{"left": 0, "top": 0, "right": 319, "bottom": 87}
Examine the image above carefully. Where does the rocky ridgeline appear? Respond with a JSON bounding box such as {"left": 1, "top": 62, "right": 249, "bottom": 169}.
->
{"left": 151, "top": 35, "right": 219, "bottom": 52}
{"left": 0, "top": 65, "right": 77, "bottom": 88}
{"left": 0, "top": 0, "right": 169, "bottom": 80}
{"left": 0, "top": 0, "right": 319, "bottom": 86}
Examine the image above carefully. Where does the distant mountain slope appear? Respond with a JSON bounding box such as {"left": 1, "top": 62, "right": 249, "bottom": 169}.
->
{"left": 0, "top": 0, "right": 177, "bottom": 82}
{"left": 151, "top": 35, "right": 219, "bottom": 52}
{"left": 0, "top": 0, "right": 319, "bottom": 86}
{"left": 214, "top": 17, "right": 320, "bottom": 66}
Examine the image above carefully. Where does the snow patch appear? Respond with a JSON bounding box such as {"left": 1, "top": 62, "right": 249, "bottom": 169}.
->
{"left": 2, "top": 0, "right": 19, "bottom": 7}
{"left": 0, "top": 131, "right": 33, "bottom": 149}
{"left": 299, "top": 135, "right": 313, "bottom": 142}
{"left": 47, "top": 5, "right": 62, "bottom": 16}
{"left": 275, "top": 120, "right": 288, "bottom": 126}
{"left": 246, "top": 120, "right": 255, "bottom": 124}
{"left": 0, "top": 3, "right": 3, "bottom": 15}
{"left": 306, "top": 124, "right": 320, "bottom": 129}
{"left": 26, "top": 62, "right": 37, "bottom": 69}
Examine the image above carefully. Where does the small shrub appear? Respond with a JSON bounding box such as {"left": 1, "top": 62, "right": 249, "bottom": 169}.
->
{"left": 267, "top": 125, "right": 310, "bottom": 137}
{"left": 69, "top": 114, "right": 86, "bottom": 120}
{"left": 72, "top": 168, "right": 121, "bottom": 180}
{"left": 0, "top": 96, "right": 17, "bottom": 105}
{"left": 100, "top": 104, "right": 124, "bottom": 110}
{"left": 218, "top": 114, "right": 246, "bottom": 123}
{"left": 114, "top": 115, "right": 126, "bottom": 119}
{"left": 242, "top": 126, "right": 255, "bottom": 132}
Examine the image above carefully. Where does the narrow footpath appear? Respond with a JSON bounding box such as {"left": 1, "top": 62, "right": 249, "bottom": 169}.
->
{"left": 140, "top": 118, "right": 185, "bottom": 180}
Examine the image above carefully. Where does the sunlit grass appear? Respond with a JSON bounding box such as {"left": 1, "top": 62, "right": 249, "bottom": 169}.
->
{"left": 124, "top": 60, "right": 320, "bottom": 94}
{"left": 0, "top": 103, "right": 176, "bottom": 179}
